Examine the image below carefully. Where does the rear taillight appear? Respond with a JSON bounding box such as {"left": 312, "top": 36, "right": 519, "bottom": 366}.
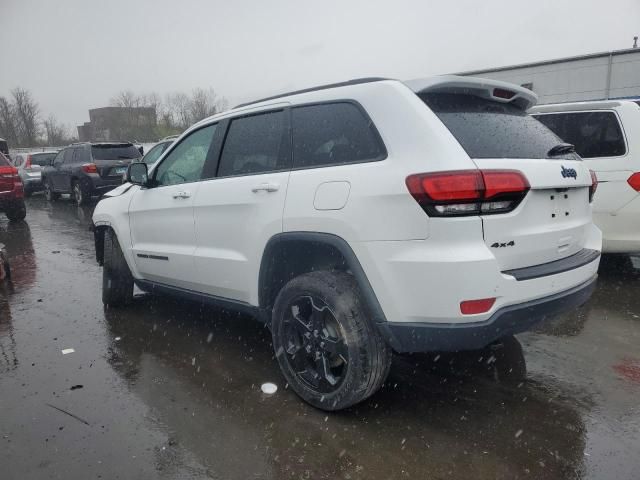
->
{"left": 81, "top": 163, "right": 98, "bottom": 174}
{"left": 589, "top": 170, "right": 598, "bottom": 202}
{"left": 628, "top": 172, "right": 640, "bottom": 192}
{"left": 406, "top": 170, "right": 530, "bottom": 217}
{"left": 0, "top": 166, "right": 23, "bottom": 197}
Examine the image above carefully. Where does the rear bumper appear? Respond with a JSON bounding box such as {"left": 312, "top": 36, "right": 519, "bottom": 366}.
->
{"left": 378, "top": 275, "right": 597, "bottom": 352}
{"left": 82, "top": 175, "right": 124, "bottom": 195}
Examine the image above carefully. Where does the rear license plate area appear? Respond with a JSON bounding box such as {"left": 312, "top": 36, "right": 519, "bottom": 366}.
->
{"left": 549, "top": 189, "right": 572, "bottom": 220}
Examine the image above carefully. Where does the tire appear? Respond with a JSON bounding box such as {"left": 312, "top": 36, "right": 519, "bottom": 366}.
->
{"left": 487, "top": 335, "right": 527, "bottom": 383}
{"left": 102, "top": 229, "right": 134, "bottom": 307}
{"left": 73, "top": 180, "right": 89, "bottom": 206}
{"left": 5, "top": 200, "right": 26, "bottom": 222}
{"left": 272, "top": 271, "right": 392, "bottom": 411}
{"left": 44, "top": 180, "right": 59, "bottom": 202}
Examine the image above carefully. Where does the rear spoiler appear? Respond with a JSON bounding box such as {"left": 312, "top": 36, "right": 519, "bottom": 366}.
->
{"left": 405, "top": 75, "right": 538, "bottom": 110}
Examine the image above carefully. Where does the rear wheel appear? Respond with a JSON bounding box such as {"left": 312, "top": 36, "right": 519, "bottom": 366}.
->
{"left": 5, "top": 200, "right": 26, "bottom": 222}
{"left": 102, "top": 229, "right": 134, "bottom": 307}
{"left": 73, "top": 180, "right": 89, "bottom": 206}
{"left": 44, "top": 180, "right": 59, "bottom": 202}
{"left": 272, "top": 271, "right": 392, "bottom": 411}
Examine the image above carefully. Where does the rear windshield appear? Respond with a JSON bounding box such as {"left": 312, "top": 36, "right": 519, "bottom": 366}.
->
{"left": 91, "top": 144, "right": 141, "bottom": 160}
{"left": 0, "top": 140, "right": 8, "bottom": 155}
{"left": 31, "top": 152, "right": 57, "bottom": 166}
{"left": 420, "top": 93, "right": 577, "bottom": 159}
{"left": 533, "top": 111, "right": 626, "bottom": 158}
{"left": 0, "top": 153, "right": 10, "bottom": 166}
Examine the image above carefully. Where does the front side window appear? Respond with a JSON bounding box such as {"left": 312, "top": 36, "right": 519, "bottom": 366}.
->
{"left": 217, "top": 110, "right": 287, "bottom": 177}
{"left": 143, "top": 142, "right": 171, "bottom": 165}
{"left": 534, "top": 111, "right": 626, "bottom": 158}
{"left": 153, "top": 124, "right": 217, "bottom": 186}
{"left": 292, "top": 102, "right": 385, "bottom": 168}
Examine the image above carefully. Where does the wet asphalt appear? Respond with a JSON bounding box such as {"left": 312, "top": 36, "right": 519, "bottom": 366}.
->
{"left": 0, "top": 195, "right": 639, "bottom": 480}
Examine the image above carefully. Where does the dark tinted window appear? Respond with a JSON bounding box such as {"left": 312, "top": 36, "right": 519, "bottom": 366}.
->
{"left": 0, "top": 140, "right": 8, "bottom": 155}
{"left": 0, "top": 153, "right": 10, "bottom": 166}
{"left": 72, "top": 147, "right": 86, "bottom": 163}
{"left": 420, "top": 93, "right": 576, "bottom": 159}
{"left": 63, "top": 148, "right": 74, "bottom": 163}
{"left": 534, "top": 111, "right": 626, "bottom": 158}
{"left": 13, "top": 155, "right": 23, "bottom": 167}
{"left": 91, "top": 144, "right": 141, "bottom": 160}
{"left": 31, "top": 152, "right": 57, "bottom": 166}
{"left": 292, "top": 103, "right": 385, "bottom": 168}
{"left": 53, "top": 150, "right": 65, "bottom": 166}
{"left": 217, "top": 110, "right": 287, "bottom": 177}
{"left": 154, "top": 124, "right": 217, "bottom": 186}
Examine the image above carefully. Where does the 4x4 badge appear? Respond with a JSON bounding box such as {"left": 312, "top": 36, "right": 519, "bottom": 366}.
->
{"left": 491, "top": 241, "right": 515, "bottom": 248}
{"left": 561, "top": 166, "right": 577, "bottom": 179}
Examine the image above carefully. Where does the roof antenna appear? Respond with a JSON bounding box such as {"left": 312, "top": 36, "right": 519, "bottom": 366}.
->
{"left": 634, "top": 36, "right": 638, "bottom": 48}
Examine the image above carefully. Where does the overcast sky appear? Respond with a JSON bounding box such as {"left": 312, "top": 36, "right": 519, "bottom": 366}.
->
{"left": 1, "top": 0, "right": 638, "bottom": 128}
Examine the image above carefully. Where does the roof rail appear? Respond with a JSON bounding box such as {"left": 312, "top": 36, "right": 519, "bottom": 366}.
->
{"left": 234, "top": 77, "right": 391, "bottom": 109}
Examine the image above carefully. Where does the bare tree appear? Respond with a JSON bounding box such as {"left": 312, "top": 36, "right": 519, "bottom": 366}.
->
{"left": 0, "top": 96, "right": 19, "bottom": 146}
{"left": 189, "top": 88, "right": 226, "bottom": 123}
{"left": 43, "top": 115, "right": 70, "bottom": 146}
{"left": 12, "top": 87, "right": 39, "bottom": 146}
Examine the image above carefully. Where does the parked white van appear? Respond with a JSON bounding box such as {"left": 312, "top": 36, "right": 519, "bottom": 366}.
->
{"left": 531, "top": 100, "right": 640, "bottom": 253}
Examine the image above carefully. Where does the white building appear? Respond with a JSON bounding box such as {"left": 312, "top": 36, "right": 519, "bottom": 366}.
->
{"left": 458, "top": 48, "right": 640, "bottom": 105}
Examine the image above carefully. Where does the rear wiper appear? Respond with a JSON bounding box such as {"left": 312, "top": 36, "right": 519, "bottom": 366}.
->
{"left": 547, "top": 143, "right": 576, "bottom": 157}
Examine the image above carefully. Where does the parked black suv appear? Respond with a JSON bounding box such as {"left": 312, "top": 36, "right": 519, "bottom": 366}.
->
{"left": 42, "top": 142, "right": 141, "bottom": 204}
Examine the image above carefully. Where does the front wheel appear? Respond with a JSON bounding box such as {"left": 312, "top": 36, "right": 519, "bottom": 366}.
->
{"left": 272, "top": 271, "right": 392, "bottom": 411}
{"left": 5, "top": 200, "right": 26, "bottom": 222}
{"left": 102, "top": 229, "right": 134, "bottom": 307}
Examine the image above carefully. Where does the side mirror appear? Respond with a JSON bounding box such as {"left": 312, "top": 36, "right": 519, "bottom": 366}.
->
{"left": 126, "top": 162, "right": 148, "bottom": 186}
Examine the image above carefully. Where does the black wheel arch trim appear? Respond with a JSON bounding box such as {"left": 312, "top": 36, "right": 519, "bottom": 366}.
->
{"left": 259, "top": 232, "right": 389, "bottom": 328}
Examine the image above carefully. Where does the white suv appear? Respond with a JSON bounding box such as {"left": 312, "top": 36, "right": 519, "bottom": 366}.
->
{"left": 93, "top": 76, "right": 602, "bottom": 410}
{"left": 530, "top": 100, "right": 640, "bottom": 254}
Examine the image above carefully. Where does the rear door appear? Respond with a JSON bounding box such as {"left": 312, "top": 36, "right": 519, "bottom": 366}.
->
{"left": 191, "top": 108, "right": 291, "bottom": 303}
{"left": 421, "top": 92, "right": 593, "bottom": 271}
{"left": 52, "top": 148, "right": 75, "bottom": 192}
{"left": 534, "top": 110, "right": 632, "bottom": 214}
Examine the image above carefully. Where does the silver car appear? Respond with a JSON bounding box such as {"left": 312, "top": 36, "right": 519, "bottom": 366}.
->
{"left": 11, "top": 151, "right": 58, "bottom": 196}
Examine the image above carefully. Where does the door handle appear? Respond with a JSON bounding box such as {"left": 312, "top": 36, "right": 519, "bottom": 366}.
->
{"left": 172, "top": 191, "right": 191, "bottom": 199}
{"left": 251, "top": 183, "right": 279, "bottom": 193}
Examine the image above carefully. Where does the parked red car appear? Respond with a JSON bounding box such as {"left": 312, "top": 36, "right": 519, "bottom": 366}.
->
{"left": 0, "top": 153, "right": 26, "bottom": 221}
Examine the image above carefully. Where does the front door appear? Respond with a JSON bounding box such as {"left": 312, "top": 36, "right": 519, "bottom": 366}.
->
{"left": 129, "top": 124, "right": 218, "bottom": 289}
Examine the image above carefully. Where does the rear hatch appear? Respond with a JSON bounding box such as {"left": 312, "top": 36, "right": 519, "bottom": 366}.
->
{"left": 414, "top": 77, "right": 594, "bottom": 271}
{"left": 91, "top": 144, "right": 140, "bottom": 178}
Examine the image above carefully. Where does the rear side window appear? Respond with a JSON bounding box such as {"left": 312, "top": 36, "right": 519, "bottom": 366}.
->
{"left": 53, "top": 150, "right": 65, "bottom": 166}
{"left": 217, "top": 110, "right": 287, "bottom": 177}
{"left": 420, "top": 93, "right": 574, "bottom": 159}
{"left": 534, "top": 111, "right": 626, "bottom": 158}
{"left": 91, "top": 144, "right": 141, "bottom": 160}
{"left": 292, "top": 102, "right": 385, "bottom": 168}
{"left": 63, "top": 149, "right": 74, "bottom": 163}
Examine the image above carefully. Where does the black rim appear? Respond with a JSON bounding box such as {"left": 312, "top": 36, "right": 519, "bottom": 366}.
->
{"left": 282, "top": 295, "right": 349, "bottom": 393}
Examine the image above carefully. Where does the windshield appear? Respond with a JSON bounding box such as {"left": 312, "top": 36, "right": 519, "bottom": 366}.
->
{"left": 91, "top": 144, "right": 141, "bottom": 160}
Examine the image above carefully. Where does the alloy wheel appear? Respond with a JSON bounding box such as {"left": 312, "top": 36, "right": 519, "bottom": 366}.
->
{"left": 282, "top": 295, "right": 349, "bottom": 393}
